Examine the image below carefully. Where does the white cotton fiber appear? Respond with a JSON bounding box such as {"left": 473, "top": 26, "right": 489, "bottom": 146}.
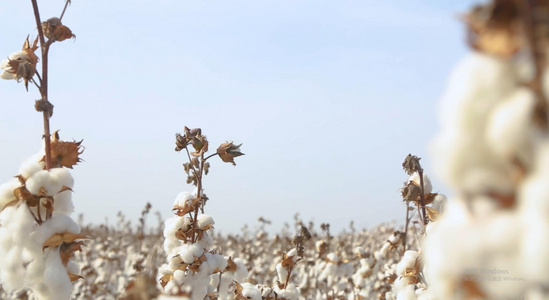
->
{"left": 0, "top": 179, "right": 19, "bottom": 211}
{"left": 396, "top": 285, "right": 417, "bottom": 300}
{"left": 241, "top": 282, "right": 261, "bottom": 300}
{"left": 173, "top": 191, "right": 194, "bottom": 208}
{"left": 519, "top": 141, "right": 549, "bottom": 283}
{"left": 486, "top": 87, "right": 537, "bottom": 167}
{"left": 431, "top": 52, "right": 517, "bottom": 194}
{"left": 53, "top": 191, "right": 74, "bottom": 215}
{"left": 19, "top": 153, "right": 45, "bottom": 179}
{"left": 197, "top": 214, "right": 214, "bottom": 229}
{"left": 396, "top": 251, "right": 418, "bottom": 276}
{"left": 33, "top": 214, "right": 80, "bottom": 245}
{"left": 49, "top": 168, "right": 74, "bottom": 189}
{"left": 26, "top": 170, "right": 62, "bottom": 196}
{"left": 34, "top": 249, "right": 72, "bottom": 300}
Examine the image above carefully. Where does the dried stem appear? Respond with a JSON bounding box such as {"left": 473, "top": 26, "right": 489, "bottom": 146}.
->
{"left": 59, "top": 0, "right": 70, "bottom": 21}
{"left": 418, "top": 169, "right": 428, "bottom": 225}
{"left": 283, "top": 266, "right": 294, "bottom": 289}
{"left": 191, "top": 153, "right": 205, "bottom": 243}
{"left": 403, "top": 201, "right": 410, "bottom": 252}
{"left": 30, "top": 0, "right": 53, "bottom": 170}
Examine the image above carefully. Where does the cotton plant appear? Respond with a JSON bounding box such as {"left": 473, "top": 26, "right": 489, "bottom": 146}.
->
{"left": 157, "top": 127, "right": 244, "bottom": 299}
{"left": 0, "top": 1, "right": 88, "bottom": 299}
{"left": 424, "top": 0, "right": 549, "bottom": 298}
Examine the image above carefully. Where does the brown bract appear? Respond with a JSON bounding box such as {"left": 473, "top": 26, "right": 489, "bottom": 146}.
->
{"left": 44, "top": 130, "right": 84, "bottom": 169}
{"left": 42, "top": 232, "right": 88, "bottom": 250}
{"left": 217, "top": 142, "right": 244, "bottom": 166}
{"left": 42, "top": 17, "right": 75, "bottom": 42}
{"left": 464, "top": 1, "right": 522, "bottom": 58}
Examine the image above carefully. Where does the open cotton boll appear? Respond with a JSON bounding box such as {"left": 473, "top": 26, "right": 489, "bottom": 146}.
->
{"left": 396, "top": 285, "right": 417, "bottom": 300}
{"left": 276, "top": 263, "right": 288, "bottom": 283}
{"left": 34, "top": 248, "right": 72, "bottom": 300}
{"left": 0, "top": 179, "right": 20, "bottom": 210}
{"left": 48, "top": 168, "right": 74, "bottom": 189}
{"left": 197, "top": 214, "right": 214, "bottom": 229}
{"left": 431, "top": 52, "right": 517, "bottom": 194}
{"left": 19, "top": 153, "right": 45, "bottom": 179}
{"left": 431, "top": 194, "right": 447, "bottom": 214}
{"left": 178, "top": 244, "right": 204, "bottom": 264}
{"left": 274, "top": 283, "right": 299, "bottom": 300}
{"left": 408, "top": 172, "right": 432, "bottom": 195}
{"left": 53, "top": 191, "right": 74, "bottom": 215}
{"left": 396, "top": 251, "right": 418, "bottom": 277}
{"left": 520, "top": 141, "right": 549, "bottom": 283}
{"left": 173, "top": 191, "right": 195, "bottom": 208}
{"left": 241, "top": 283, "right": 262, "bottom": 300}
{"left": 486, "top": 87, "right": 538, "bottom": 167}
{"left": 33, "top": 214, "right": 80, "bottom": 245}
{"left": 26, "top": 170, "right": 63, "bottom": 196}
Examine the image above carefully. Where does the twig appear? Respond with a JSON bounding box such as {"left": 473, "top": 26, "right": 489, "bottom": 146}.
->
{"left": 418, "top": 169, "right": 428, "bottom": 225}
{"left": 30, "top": 0, "right": 53, "bottom": 170}
{"left": 59, "top": 0, "right": 71, "bottom": 22}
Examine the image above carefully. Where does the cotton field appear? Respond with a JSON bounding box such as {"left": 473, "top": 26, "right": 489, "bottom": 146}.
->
{"left": 3, "top": 0, "right": 549, "bottom": 299}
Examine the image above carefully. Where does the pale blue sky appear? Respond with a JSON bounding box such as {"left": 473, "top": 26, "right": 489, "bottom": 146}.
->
{"left": 0, "top": 0, "right": 477, "bottom": 233}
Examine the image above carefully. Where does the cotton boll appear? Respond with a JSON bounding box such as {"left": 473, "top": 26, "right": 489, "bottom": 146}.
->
{"left": 274, "top": 283, "right": 299, "bottom": 300}
{"left": 486, "top": 87, "right": 537, "bottom": 167}
{"left": 233, "top": 258, "right": 248, "bottom": 282}
{"left": 1, "top": 247, "right": 25, "bottom": 291}
{"left": 396, "top": 285, "right": 417, "bottom": 300}
{"left": 35, "top": 248, "right": 72, "bottom": 300}
{"left": 408, "top": 172, "right": 432, "bottom": 195}
{"left": 197, "top": 214, "right": 214, "bottom": 229}
{"left": 431, "top": 194, "right": 447, "bottom": 214}
{"left": 53, "top": 191, "right": 74, "bottom": 215}
{"left": 19, "top": 153, "right": 45, "bottom": 179}
{"left": 33, "top": 214, "right": 80, "bottom": 245}
{"left": 26, "top": 170, "right": 62, "bottom": 196}
{"left": 0, "top": 179, "right": 20, "bottom": 209}
{"left": 173, "top": 191, "right": 195, "bottom": 208}
{"left": 49, "top": 168, "right": 74, "bottom": 189}
{"left": 396, "top": 251, "right": 418, "bottom": 277}
{"left": 431, "top": 52, "right": 517, "bottom": 194}
{"left": 520, "top": 141, "right": 549, "bottom": 283}
{"left": 276, "top": 263, "right": 288, "bottom": 283}
{"left": 241, "top": 283, "right": 261, "bottom": 300}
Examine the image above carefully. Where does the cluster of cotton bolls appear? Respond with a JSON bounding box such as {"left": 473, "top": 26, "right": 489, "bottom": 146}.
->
{"left": 157, "top": 191, "right": 229, "bottom": 300}
{"left": 424, "top": 31, "right": 549, "bottom": 298}
{"left": 0, "top": 151, "right": 84, "bottom": 299}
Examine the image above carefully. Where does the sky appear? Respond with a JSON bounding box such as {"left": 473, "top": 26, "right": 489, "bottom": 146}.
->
{"left": 0, "top": 0, "right": 479, "bottom": 234}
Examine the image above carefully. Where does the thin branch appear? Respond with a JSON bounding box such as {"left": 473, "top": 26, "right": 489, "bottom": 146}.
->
{"left": 30, "top": 0, "right": 53, "bottom": 170}
{"left": 418, "top": 169, "right": 428, "bottom": 225}
{"left": 59, "top": 0, "right": 71, "bottom": 21}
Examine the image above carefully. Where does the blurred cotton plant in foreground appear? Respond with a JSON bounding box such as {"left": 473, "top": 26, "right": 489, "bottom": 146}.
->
{"left": 423, "top": 0, "right": 549, "bottom": 299}
{"left": 0, "top": 1, "right": 87, "bottom": 299}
